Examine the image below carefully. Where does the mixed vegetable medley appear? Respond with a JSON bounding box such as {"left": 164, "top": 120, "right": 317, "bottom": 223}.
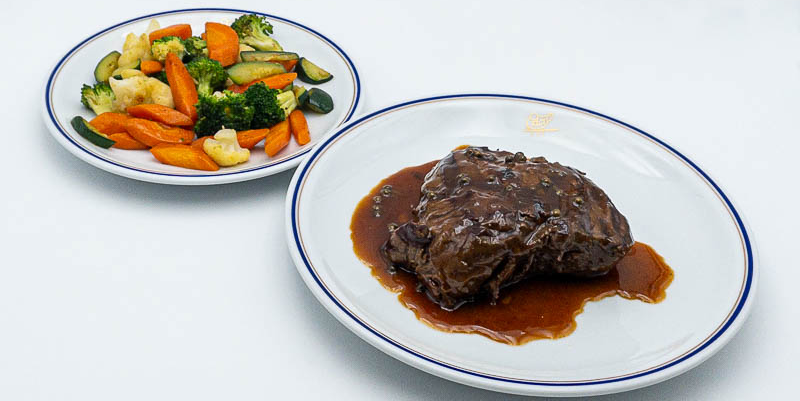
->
{"left": 73, "top": 14, "right": 335, "bottom": 171}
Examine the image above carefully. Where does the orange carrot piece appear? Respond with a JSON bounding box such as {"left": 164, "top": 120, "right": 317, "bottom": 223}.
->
{"left": 237, "top": 128, "right": 269, "bottom": 149}
{"left": 126, "top": 104, "right": 194, "bottom": 127}
{"left": 165, "top": 52, "right": 198, "bottom": 121}
{"left": 247, "top": 73, "right": 296, "bottom": 90}
{"left": 125, "top": 118, "right": 194, "bottom": 147}
{"left": 264, "top": 120, "right": 291, "bottom": 157}
{"left": 108, "top": 133, "right": 149, "bottom": 150}
{"left": 89, "top": 112, "right": 130, "bottom": 135}
{"left": 190, "top": 136, "right": 213, "bottom": 150}
{"left": 150, "top": 144, "right": 219, "bottom": 171}
{"left": 149, "top": 24, "right": 192, "bottom": 44}
{"left": 227, "top": 73, "right": 298, "bottom": 93}
{"left": 276, "top": 59, "right": 298, "bottom": 72}
{"left": 205, "top": 22, "right": 239, "bottom": 67}
{"left": 226, "top": 83, "right": 246, "bottom": 93}
{"left": 288, "top": 110, "right": 310, "bottom": 146}
{"left": 140, "top": 60, "right": 163, "bottom": 75}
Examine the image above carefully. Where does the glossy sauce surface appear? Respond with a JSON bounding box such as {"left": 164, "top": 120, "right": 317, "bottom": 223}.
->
{"left": 351, "top": 160, "right": 674, "bottom": 345}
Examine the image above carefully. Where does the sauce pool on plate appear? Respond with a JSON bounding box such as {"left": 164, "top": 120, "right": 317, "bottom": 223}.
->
{"left": 351, "top": 160, "right": 674, "bottom": 345}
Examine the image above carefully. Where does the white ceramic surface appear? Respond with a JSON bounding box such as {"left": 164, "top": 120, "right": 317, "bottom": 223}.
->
{"left": 43, "top": 8, "right": 360, "bottom": 185}
{"left": 285, "top": 95, "right": 757, "bottom": 397}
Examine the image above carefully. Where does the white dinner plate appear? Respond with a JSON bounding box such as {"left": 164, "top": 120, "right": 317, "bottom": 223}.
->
{"left": 285, "top": 94, "right": 757, "bottom": 397}
{"left": 43, "top": 8, "right": 360, "bottom": 185}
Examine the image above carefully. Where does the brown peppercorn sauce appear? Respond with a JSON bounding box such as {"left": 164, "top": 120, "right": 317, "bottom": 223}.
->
{"left": 351, "top": 160, "right": 673, "bottom": 345}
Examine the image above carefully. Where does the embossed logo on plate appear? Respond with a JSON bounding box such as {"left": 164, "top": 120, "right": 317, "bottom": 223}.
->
{"left": 525, "top": 113, "right": 558, "bottom": 134}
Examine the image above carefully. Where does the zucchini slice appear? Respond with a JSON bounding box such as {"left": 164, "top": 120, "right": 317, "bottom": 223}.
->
{"left": 70, "top": 116, "right": 116, "bottom": 148}
{"left": 226, "top": 61, "right": 286, "bottom": 85}
{"left": 118, "top": 58, "right": 141, "bottom": 70}
{"left": 94, "top": 51, "right": 121, "bottom": 83}
{"left": 304, "top": 88, "right": 334, "bottom": 114}
{"left": 292, "top": 85, "right": 308, "bottom": 108}
{"left": 296, "top": 58, "right": 333, "bottom": 84}
{"left": 110, "top": 58, "right": 141, "bottom": 77}
{"left": 240, "top": 51, "right": 299, "bottom": 63}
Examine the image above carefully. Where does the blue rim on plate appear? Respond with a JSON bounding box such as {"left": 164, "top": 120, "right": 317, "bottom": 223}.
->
{"left": 289, "top": 93, "right": 754, "bottom": 387}
{"left": 44, "top": 7, "right": 361, "bottom": 178}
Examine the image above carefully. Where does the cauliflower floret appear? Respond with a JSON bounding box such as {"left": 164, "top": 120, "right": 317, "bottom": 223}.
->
{"left": 113, "top": 21, "right": 159, "bottom": 75}
{"left": 116, "top": 69, "right": 145, "bottom": 79}
{"left": 108, "top": 76, "right": 174, "bottom": 111}
{"left": 116, "top": 32, "right": 151, "bottom": 72}
{"left": 145, "top": 19, "right": 161, "bottom": 35}
{"left": 146, "top": 78, "right": 174, "bottom": 108}
{"left": 109, "top": 76, "right": 147, "bottom": 111}
{"left": 203, "top": 128, "right": 250, "bottom": 167}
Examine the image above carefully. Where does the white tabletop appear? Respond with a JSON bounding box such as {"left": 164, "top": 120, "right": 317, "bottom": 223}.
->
{"left": 2, "top": 0, "right": 797, "bottom": 399}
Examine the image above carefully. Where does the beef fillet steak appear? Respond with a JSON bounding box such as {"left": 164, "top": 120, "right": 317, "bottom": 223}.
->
{"left": 383, "top": 146, "right": 634, "bottom": 310}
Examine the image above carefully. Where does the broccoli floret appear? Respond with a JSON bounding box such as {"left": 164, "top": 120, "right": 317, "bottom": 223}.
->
{"left": 186, "top": 58, "right": 227, "bottom": 96}
{"left": 230, "top": 14, "right": 283, "bottom": 51}
{"left": 243, "top": 83, "right": 283, "bottom": 128}
{"left": 183, "top": 36, "right": 207, "bottom": 61}
{"left": 150, "top": 36, "right": 186, "bottom": 62}
{"left": 80, "top": 82, "right": 115, "bottom": 115}
{"left": 243, "top": 83, "right": 298, "bottom": 129}
{"left": 194, "top": 91, "right": 254, "bottom": 136}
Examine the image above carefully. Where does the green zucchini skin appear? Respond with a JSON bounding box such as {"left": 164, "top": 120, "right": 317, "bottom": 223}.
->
{"left": 296, "top": 58, "right": 333, "bottom": 84}
{"left": 240, "top": 51, "right": 299, "bottom": 63}
{"left": 94, "top": 51, "right": 121, "bottom": 83}
{"left": 226, "top": 61, "right": 286, "bottom": 85}
{"left": 292, "top": 86, "right": 308, "bottom": 108}
{"left": 70, "top": 116, "right": 116, "bottom": 148}
{"left": 304, "top": 88, "right": 334, "bottom": 114}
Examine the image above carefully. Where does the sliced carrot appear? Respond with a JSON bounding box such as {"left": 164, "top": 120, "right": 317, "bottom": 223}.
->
{"left": 125, "top": 118, "right": 194, "bottom": 147}
{"left": 140, "top": 60, "right": 163, "bottom": 75}
{"left": 275, "top": 59, "right": 298, "bottom": 72}
{"left": 288, "top": 110, "right": 310, "bottom": 146}
{"left": 108, "top": 133, "right": 149, "bottom": 150}
{"left": 127, "top": 104, "right": 194, "bottom": 127}
{"left": 89, "top": 112, "right": 130, "bottom": 135}
{"left": 226, "top": 83, "right": 246, "bottom": 93}
{"left": 205, "top": 22, "right": 239, "bottom": 67}
{"left": 190, "top": 136, "right": 212, "bottom": 150}
{"left": 246, "top": 73, "right": 296, "bottom": 91}
{"left": 149, "top": 24, "right": 192, "bottom": 44}
{"left": 237, "top": 128, "right": 269, "bottom": 149}
{"left": 150, "top": 144, "right": 219, "bottom": 171}
{"left": 165, "top": 52, "right": 198, "bottom": 121}
{"left": 227, "top": 73, "right": 298, "bottom": 93}
{"left": 264, "top": 120, "right": 291, "bottom": 157}
{"left": 201, "top": 33, "right": 207, "bottom": 41}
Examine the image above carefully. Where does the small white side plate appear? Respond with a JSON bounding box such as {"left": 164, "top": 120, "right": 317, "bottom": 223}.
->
{"left": 43, "top": 8, "right": 360, "bottom": 185}
{"left": 285, "top": 94, "right": 757, "bottom": 397}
